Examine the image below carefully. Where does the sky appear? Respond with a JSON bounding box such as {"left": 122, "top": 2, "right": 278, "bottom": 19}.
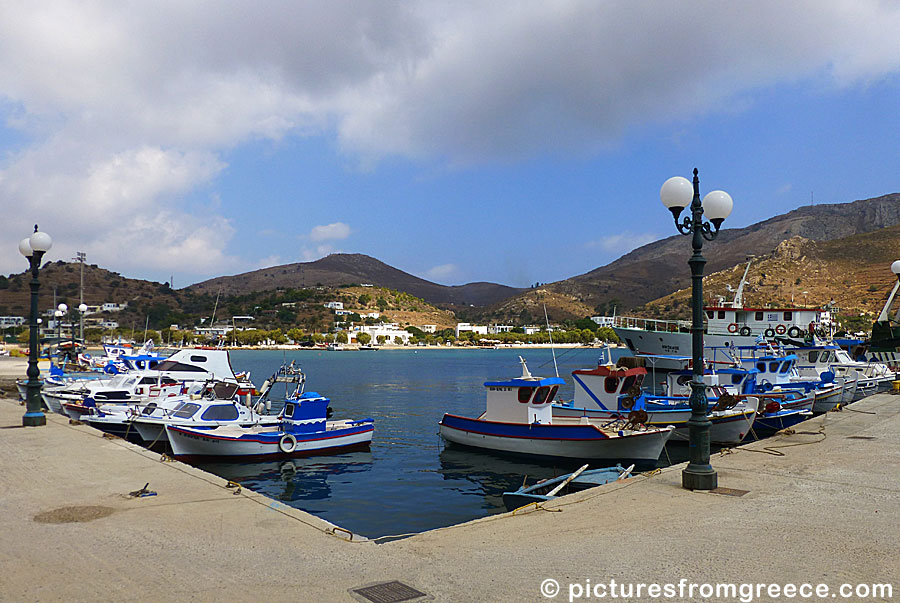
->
{"left": 1, "top": 1, "right": 899, "bottom": 289}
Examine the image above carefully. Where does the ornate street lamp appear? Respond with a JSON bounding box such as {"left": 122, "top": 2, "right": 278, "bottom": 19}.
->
{"left": 660, "top": 169, "right": 733, "bottom": 490}
{"left": 17, "top": 225, "right": 52, "bottom": 427}
{"left": 57, "top": 303, "right": 67, "bottom": 364}
{"left": 79, "top": 302, "right": 88, "bottom": 347}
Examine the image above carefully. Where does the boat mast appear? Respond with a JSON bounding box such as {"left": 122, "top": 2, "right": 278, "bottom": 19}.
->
{"left": 543, "top": 303, "right": 559, "bottom": 377}
{"left": 732, "top": 259, "right": 752, "bottom": 307}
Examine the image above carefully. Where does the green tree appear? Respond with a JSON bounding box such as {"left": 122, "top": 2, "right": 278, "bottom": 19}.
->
{"left": 358, "top": 293, "right": 371, "bottom": 306}
{"left": 336, "top": 331, "right": 349, "bottom": 344}
{"left": 287, "top": 328, "right": 305, "bottom": 343}
{"left": 357, "top": 332, "right": 372, "bottom": 345}
{"left": 394, "top": 336, "right": 404, "bottom": 345}
{"left": 377, "top": 335, "right": 387, "bottom": 345}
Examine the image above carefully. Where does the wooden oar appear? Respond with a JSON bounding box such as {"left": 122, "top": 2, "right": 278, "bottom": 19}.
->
{"left": 546, "top": 464, "right": 589, "bottom": 497}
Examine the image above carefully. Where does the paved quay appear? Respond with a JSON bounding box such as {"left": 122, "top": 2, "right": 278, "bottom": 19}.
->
{"left": 1, "top": 388, "right": 898, "bottom": 602}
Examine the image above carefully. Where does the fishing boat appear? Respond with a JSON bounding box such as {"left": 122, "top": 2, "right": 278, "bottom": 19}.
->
{"left": 165, "top": 390, "right": 374, "bottom": 462}
{"left": 612, "top": 260, "right": 837, "bottom": 370}
{"left": 501, "top": 463, "right": 633, "bottom": 511}
{"left": 552, "top": 361, "right": 759, "bottom": 445}
{"left": 438, "top": 358, "right": 674, "bottom": 468}
{"left": 42, "top": 348, "right": 254, "bottom": 415}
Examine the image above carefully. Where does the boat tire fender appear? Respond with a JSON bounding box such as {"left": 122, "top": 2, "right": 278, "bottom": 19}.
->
{"left": 279, "top": 434, "right": 297, "bottom": 454}
{"left": 727, "top": 323, "right": 738, "bottom": 333}
{"left": 788, "top": 326, "right": 802, "bottom": 338}
{"left": 764, "top": 328, "right": 776, "bottom": 338}
{"left": 775, "top": 324, "right": 786, "bottom": 335}
{"left": 739, "top": 326, "right": 751, "bottom": 336}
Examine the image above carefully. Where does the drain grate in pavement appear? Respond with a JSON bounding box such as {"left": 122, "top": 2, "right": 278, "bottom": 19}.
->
{"left": 710, "top": 487, "right": 749, "bottom": 497}
{"left": 846, "top": 435, "right": 876, "bottom": 440}
{"left": 351, "top": 581, "right": 427, "bottom": 603}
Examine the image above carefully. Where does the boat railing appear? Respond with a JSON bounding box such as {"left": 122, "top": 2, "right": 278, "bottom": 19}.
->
{"left": 612, "top": 315, "right": 691, "bottom": 333}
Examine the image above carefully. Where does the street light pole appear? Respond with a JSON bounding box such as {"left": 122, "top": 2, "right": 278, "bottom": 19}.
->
{"left": 18, "top": 225, "right": 52, "bottom": 427}
{"left": 660, "top": 169, "right": 733, "bottom": 491}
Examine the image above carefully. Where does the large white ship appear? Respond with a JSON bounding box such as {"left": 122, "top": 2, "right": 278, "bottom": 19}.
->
{"left": 612, "top": 261, "right": 834, "bottom": 370}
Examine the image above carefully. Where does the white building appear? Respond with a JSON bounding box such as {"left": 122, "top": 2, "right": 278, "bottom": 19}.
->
{"left": 99, "top": 321, "right": 119, "bottom": 329}
{"left": 591, "top": 316, "right": 616, "bottom": 327}
{"left": 353, "top": 323, "right": 411, "bottom": 345}
{"left": 363, "top": 312, "right": 381, "bottom": 319}
{"left": 419, "top": 324, "right": 437, "bottom": 333}
{"left": 101, "top": 302, "right": 127, "bottom": 312}
{"left": 488, "top": 324, "right": 514, "bottom": 334}
{"left": 334, "top": 309, "right": 354, "bottom": 316}
{"left": 324, "top": 301, "right": 344, "bottom": 310}
{"left": 0, "top": 316, "right": 26, "bottom": 328}
{"left": 523, "top": 326, "right": 542, "bottom": 335}
{"left": 456, "top": 322, "right": 489, "bottom": 338}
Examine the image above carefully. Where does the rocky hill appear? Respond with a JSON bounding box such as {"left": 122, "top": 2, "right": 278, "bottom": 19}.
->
{"left": 480, "top": 193, "right": 900, "bottom": 321}
{"left": 188, "top": 253, "right": 525, "bottom": 307}
{"left": 635, "top": 224, "right": 900, "bottom": 325}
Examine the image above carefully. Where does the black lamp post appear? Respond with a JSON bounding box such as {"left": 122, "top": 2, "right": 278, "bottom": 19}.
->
{"left": 17, "top": 225, "right": 53, "bottom": 427}
{"left": 660, "top": 169, "right": 733, "bottom": 490}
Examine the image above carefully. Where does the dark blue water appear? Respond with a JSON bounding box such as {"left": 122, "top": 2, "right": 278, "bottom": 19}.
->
{"left": 194, "top": 347, "right": 638, "bottom": 538}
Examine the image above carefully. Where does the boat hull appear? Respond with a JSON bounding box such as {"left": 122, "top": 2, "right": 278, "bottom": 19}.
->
{"left": 438, "top": 414, "right": 672, "bottom": 468}
{"left": 166, "top": 422, "right": 374, "bottom": 462}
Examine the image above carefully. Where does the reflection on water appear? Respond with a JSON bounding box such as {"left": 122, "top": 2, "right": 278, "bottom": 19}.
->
{"left": 190, "top": 347, "right": 645, "bottom": 538}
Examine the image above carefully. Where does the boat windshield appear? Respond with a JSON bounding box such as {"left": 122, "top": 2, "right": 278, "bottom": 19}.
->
{"left": 172, "top": 403, "right": 201, "bottom": 419}
{"left": 532, "top": 386, "right": 551, "bottom": 405}
{"left": 517, "top": 388, "right": 533, "bottom": 403}
{"left": 201, "top": 404, "right": 239, "bottom": 421}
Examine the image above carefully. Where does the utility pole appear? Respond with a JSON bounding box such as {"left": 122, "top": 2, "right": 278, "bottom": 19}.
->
{"left": 75, "top": 252, "right": 86, "bottom": 342}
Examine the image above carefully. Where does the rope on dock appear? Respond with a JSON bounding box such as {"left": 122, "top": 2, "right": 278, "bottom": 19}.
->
{"left": 724, "top": 422, "right": 827, "bottom": 457}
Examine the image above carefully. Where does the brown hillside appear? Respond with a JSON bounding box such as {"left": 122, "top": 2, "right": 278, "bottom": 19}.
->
{"left": 637, "top": 223, "right": 900, "bottom": 321}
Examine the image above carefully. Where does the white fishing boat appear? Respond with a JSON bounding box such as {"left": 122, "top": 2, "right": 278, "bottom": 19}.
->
{"left": 612, "top": 260, "right": 836, "bottom": 370}
{"left": 439, "top": 358, "right": 674, "bottom": 468}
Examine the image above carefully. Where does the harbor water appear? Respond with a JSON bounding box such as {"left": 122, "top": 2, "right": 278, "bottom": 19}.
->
{"left": 194, "top": 347, "right": 661, "bottom": 539}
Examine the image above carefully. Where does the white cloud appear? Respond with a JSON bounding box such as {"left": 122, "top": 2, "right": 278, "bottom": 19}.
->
{"left": 309, "top": 222, "right": 352, "bottom": 242}
{"left": 255, "top": 254, "right": 283, "bottom": 269}
{"left": 1, "top": 1, "right": 900, "bottom": 279}
{"left": 586, "top": 232, "right": 659, "bottom": 254}
{"left": 425, "top": 263, "right": 461, "bottom": 283}
{"left": 300, "top": 244, "right": 340, "bottom": 262}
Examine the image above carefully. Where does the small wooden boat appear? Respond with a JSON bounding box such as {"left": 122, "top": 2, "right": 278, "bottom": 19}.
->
{"left": 502, "top": 463, "right": 633, "bottom": 511}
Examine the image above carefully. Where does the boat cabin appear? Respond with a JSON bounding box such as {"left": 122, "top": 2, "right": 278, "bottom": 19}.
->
{"left": 280, "top": 392, "right": 329, "bottom": 433}
{"left": 665, "top": 367, "right": 758, "bottom": 397}
{"left": 483, "top": 376, "right": 564, "bottom": 425}
{"left": 704, "top": 306, "right": 830, "bottom": 339}
{"left": 571, "top": 364, "right": 647, "bottom": 411}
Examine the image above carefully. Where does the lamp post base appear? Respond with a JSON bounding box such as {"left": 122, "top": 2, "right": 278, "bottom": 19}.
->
{"left": 23, "top": 412, "right": 47, "bottom": 427}
{"left": 682, "top": 464, "right": 717, "bottom": 490}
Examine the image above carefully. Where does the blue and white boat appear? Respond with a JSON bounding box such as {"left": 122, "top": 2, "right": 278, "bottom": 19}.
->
{"left": 438, "top": 358, "right": 674, "bottom": 468}
{"left": 165, "top": 391, "right": 374, "bottom": 462}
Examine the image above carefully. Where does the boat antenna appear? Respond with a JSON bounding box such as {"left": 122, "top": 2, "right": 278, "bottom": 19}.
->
{"left": 732, "top": 258, "right": 752, "bottom": 307}
{"left": 543, "top": 303, "right": 559, "bottom": 377}
{"left": 518, "top": 356, "right": 532, "bottom": 379}
{"left": 210, "top": 290, "right": 221, "bottom": 328}
{"left": 142, "top": 315, "right": 149, "bottom": 343}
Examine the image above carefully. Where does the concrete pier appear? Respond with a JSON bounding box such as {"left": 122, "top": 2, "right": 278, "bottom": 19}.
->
{"left": 1, "top": 374, "right": 897, "bottom": 601}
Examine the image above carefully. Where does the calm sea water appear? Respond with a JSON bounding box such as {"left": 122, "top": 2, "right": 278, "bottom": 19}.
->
{"left": 193, "top": 347, "right": 670, "bottom": 539}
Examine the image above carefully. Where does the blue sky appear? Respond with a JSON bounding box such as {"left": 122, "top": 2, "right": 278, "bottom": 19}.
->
{"left": 1, "top": 2, "right": 899, "bottom": 289}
